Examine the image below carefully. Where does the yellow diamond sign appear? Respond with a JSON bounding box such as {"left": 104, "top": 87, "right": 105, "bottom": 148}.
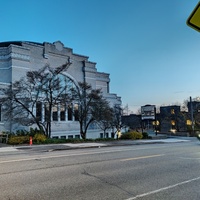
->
{"left": 187, "top": 1, "right": 200, "bottom": 32}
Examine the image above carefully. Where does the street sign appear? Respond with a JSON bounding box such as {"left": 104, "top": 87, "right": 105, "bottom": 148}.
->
{"left": 187, "top": 1, "right": 200, "bottom": 32}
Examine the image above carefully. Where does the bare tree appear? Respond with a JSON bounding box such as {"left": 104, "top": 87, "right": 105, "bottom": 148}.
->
{"left": 136, "top": 108, "right": 141, "bottom": 115}
{"left": 112, "top": 104, "right": 123, "bottom": 136}
{"left": 94, "top": 99, "right": 113, "bottom": 138}
{"left": 1, "top": 79, "right": 43, "bottom": 132}
{"left": 0, "top": 62, "right": 71, "bottom": 137}
{"left": 70, "top": 82, "right": 108, "bottom": 139}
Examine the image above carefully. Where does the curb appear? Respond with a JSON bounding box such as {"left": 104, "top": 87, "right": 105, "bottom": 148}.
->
{"left": 0, "top": 137, "right": 195, "bottom": 153}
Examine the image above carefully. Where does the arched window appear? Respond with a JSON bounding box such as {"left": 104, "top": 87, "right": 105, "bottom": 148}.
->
{"left": 57, "top": 74, "right": 78, "bottom": 122}
{"left": 57, "top": 74, "right": 78, "bottom": 95}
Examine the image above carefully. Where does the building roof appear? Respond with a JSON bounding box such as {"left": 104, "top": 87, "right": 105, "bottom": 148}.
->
{"left": 0, "top": 41, "right": 43, "bottom": 47}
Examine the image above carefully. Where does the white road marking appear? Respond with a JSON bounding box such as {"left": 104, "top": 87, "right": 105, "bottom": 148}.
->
{"left": 125, "top": 176, "right": 200, "bottom": 200}
{"left": 62, "top": 143, "right": 106, "bottom": 147}
{"left": 120, "top": 154, "right": 165, "bottom": 161}
{"left": 0, "top": 146, "right": 166, "bottom": 164}
{"left": 0, "top": 141, "right": 192, "bottom": 164}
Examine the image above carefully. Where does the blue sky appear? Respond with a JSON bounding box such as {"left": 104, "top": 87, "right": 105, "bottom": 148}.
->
{"left": 0, "top": 0, "right": 200, "bottom": 113}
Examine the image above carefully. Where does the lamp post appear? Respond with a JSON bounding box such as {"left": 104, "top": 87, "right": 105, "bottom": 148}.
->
{"left": 190, "top": 96, "right": 194, "bottom": 136}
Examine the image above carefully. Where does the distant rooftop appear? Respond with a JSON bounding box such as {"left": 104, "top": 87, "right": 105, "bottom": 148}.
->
{"left": 0, "top": 41, "right": 43, "bottom": 47}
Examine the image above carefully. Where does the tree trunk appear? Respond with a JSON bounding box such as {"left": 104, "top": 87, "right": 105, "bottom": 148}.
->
{"left": 80, "top": 131, "right": 86, "bottom": 139}
{"left": 103, "top": 130, "right": 106, "bottom": 138}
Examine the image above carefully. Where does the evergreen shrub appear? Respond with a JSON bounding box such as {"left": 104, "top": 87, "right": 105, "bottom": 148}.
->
{"left": 120, "top": 131, "right": 143, "bottom": 140}
{"left": 33, "top": 133, "right": 47, "bottom": 143}
{"left": 8, "top": 136, "right": 29, "bottom": 145}
{"left": 142, "top": 132, "right": 149, "bottom": 139}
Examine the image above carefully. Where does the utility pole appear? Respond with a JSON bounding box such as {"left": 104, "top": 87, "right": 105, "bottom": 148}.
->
{"left": 190, "top": 96, "right": 194, "bottom": 135}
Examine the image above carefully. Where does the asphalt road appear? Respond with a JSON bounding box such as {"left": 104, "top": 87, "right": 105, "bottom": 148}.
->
{"left": 0, "top": 140, "right": 200, "bottom": 200}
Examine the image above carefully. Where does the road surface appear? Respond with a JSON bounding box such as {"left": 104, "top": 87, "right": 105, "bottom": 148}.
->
{"left": 0, "top": 139, "right": 200, "bottom": 200}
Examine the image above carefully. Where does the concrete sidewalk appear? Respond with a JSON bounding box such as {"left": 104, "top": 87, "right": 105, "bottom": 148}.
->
{"left": 0, "top": 146, "right": 19, "bottom": 152}
{"left": 0, "top": 136, "right": 197, "bottom": 153}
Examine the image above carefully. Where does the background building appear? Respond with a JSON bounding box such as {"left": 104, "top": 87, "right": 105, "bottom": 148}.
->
{"left": 160, "top": 105, "right": 183, "bottom": 132}
{"left": 121, "top": 114, "right": 141, "bottom": 131}
{"left": 0, "top": 41, "right": 121, "bottom": 138}
{"left": 122, "top": 105, "right": 189, "bottom": 135}
{"left": 141, "top": 105, "right": 156, "bottom": 131}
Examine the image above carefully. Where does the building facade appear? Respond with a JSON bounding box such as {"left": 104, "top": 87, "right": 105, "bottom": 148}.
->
{"left": 122, "top": 105, "right": 188, "bottom": 134}
{"left": 0, "top": 41, "right": 121, "bottom": 139}
{"left": 159, "top": 105, "right": 182, "bottom": 132}
{"left": 188, "top": 101, "right": 200, "bottom": 114}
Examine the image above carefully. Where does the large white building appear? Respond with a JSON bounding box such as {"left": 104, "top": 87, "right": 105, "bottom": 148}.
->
{"left": 0, "top": 41, "right": 121, "bottom": 139}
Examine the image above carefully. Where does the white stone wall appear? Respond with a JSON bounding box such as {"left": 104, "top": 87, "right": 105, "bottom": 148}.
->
{"left": 0, "top": 41, "right": 121, "bottom": 138}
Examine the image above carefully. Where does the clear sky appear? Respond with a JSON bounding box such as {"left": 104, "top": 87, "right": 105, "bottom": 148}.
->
{"left": 1, "top": 0, "right": 200, "bottom": 113}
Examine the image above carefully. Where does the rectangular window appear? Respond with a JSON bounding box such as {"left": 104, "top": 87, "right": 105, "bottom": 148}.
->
{"left": 60, "top": 104, "right": 66, "bottom": 121}
{"left": 171, "top": 120, "right": 175, "bottom": 126}
{"left": 36, "top": 102, "right": 42, "bottom": 121}
{"left": 0, "top": 104, "right": 1, "bottom": 121}
{"left": 52, "top": 105, "right": 58, "bottom": 121}
{"left": 74, "top": 103, "right": 79, "bottom": 121}
{"left": 61, "top": 136, "right": 66, "bottom": 139}
{"left": 68, "top": 104, "right": 72, "bottom": 121}
{"left": 107, "top": 82, "right": 110, "bottom": 93}
{"left": 171, "top": 109, "right": 175, "bottom": 115}
{"left": 68, "top": 135, "right": 73, "bottom": 139}
{"left": 75, "top": 135, "right": 80, "bottom": 139}
{"left": 52, "top": 136, "right": 59, "bottom": 139}
{"left": 45, "top": 103, "right": 50, "bottom": 122}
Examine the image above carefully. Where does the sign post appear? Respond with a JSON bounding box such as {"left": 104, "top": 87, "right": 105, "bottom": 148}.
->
{"left": 187, "top": 1, "right": 200, "bottom": 32}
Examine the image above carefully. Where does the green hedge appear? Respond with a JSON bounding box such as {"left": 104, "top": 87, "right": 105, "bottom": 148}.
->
{"left": 120, "top": 131, "right": 143, "bottom": 140}
{"left": 7, "top": 136, "right": 116, "bottom": 145}
{"left": 142, "top": 132, "right": 150, "bottom": 139}
{"left": 8, "top": 136, "right": 30, "bottom": 145}
{"left": 33, "top": 133, "right": 47, "bottom": 143}
{"left": 8, "top": 134, "right": 47, "bottom": 145}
